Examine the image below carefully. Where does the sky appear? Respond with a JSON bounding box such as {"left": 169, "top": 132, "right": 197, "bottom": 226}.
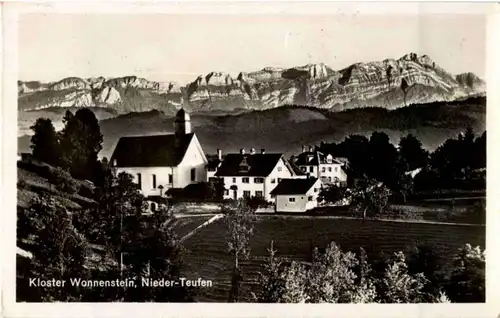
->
{"left": 19, "top": 13, "right": 486, "bottom": 84}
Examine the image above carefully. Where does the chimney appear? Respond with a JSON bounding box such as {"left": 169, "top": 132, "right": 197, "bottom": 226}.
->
{"left": 240, "top": 148, "right": 245, "bottom": 155}
{"left": 217, "top": 148, "right": 222, "bottom": 160}
{"left": 309, "top": 146, "right": 313, "bottom": 152}
{"left": 261, "top": 148, "right": 266, "bottom": 154}
{"left": 250, "top": 147, "right": 256, "bottom": 155}
{"left": 302, "top": 145, "right": 307, "bottom": 153}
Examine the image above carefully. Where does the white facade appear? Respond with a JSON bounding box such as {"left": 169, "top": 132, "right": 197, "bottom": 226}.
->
{"left": 298, "top": 154, "right": 347, "bottom": 186}
{"left": 274, "top": 179, "right": 322, "bottom": 213}
{"left": 221, "top": 157, "right": 294, "bottom": 202}
{"left": 115, "top": 134, "right": 207, "bottom": 197}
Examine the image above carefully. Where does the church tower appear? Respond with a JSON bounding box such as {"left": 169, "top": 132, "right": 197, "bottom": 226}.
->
{"left": 174, "top": 108, "right": 192, "bottom": 136}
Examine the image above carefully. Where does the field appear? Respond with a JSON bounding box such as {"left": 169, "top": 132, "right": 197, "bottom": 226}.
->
{"left": 170, "top": 215, "right": 215, "bottom": 239}
{"left": 180, "top": 215, "right": 485, "bottom": 302}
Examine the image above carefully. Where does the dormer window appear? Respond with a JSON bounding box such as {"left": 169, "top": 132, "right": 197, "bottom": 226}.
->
{"left": 307, "top": 155, "right": 314, "bottom": 163}
{"left": 239, "top": 156, "right": 250, "bottom": 173}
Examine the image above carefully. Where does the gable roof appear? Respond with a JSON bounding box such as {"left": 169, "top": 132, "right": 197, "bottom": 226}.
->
{"left": 110, "top": 133, "right": 195, "bottom": 167}
{"left": 295, "top": 151, "right": 344, "bottom": 166}
{"left": 270, "top": 178, "right": 320, "bottom": 195}
{"left": 214, "top": 153, "right": 284, "bottom": 177}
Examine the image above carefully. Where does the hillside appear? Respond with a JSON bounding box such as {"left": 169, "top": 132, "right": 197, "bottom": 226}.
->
{"left": 181, "top": 215, "right": 486, "bottom": 302}
{"left": 18, "top": 53, "right": 485, "bottom": 115}
{"left": 18, "top": 96, "right": 484, "bottom": 158}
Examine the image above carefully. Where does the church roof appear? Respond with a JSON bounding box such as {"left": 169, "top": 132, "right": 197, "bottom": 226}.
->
{"left": 110, "top": 133, "right": 194, "bottom": 167}
{"left": 270, "top": 177, "right": 320, "bottom": 195}
{"left": 214, "top": 153, "right": 283, "bottom": 177}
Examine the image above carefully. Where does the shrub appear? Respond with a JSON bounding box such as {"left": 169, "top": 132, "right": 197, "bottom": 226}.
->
{"left": 49, "top": 167, "right": 80, "bottom": 194}
{"left": 245, "top": 196, "right": 271, "bottom": 210}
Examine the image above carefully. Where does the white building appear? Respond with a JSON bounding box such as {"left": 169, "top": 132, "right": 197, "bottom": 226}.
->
{"left": 294, "top": 147, "right": 348, "bottom": 186}
{"left": 110, "top": 109, "right": 208, "bottom": 205}
{"left": 270, "top": 177, "right": 323, "bottom": 213}
{"left": 214, "top": 148, "right": 304, "bottom": 202}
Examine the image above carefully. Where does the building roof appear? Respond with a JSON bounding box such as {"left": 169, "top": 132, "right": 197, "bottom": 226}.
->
{"left": 110, "top": 133, "right": 194, "bottom": 167}
{"left": 295, "top": 151, "right": 344, "bottom": 166}
{"left": 206, "top": 154, "right": 222, "bottom": 170}
{"left": 214, "top": 153, "right": 284, "bottom": 177}
{"left": 270, "top": 178, "right": 320, "bottom": 195}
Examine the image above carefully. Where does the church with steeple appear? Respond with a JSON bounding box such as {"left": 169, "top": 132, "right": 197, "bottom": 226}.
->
{"left": 110, "top": 108, "right": 208, "bottom": 203}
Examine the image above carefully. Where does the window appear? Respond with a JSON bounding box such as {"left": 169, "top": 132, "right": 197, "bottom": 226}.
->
{"left": 150, "top": 202, "right": 157, "bottom": 212}
{"left": 152, "top": 174, "right": 157, "bottom": 189}
{"left": 277, "top": 166, "right": 282, "bottom": 172}
{"left": 137, "top": 173, "right": 142, "bottom": 190}
{"left": 314, "top": 188, "right": 319, "bottom": 193}
{"left": 328, "top": 177, "right": 332, "bottom": 181}
{"left": 256, "top": 191, "right": 263, "bottom": 198}
{"left": 289, "top": 197, "right": 296, "bottom": 202}
{"left": 335, "top": 167, "right": 338, "bottom": 172}
{"left": 168, "top": 174, "right": 173, "bottom": 184}
{"left": 308, "top": 196, "right": 313, "bottom": 202}
{"left": 224, "top": 189, "right": 229, "bottom": 195}
{"left": 243, "top": 190, "right": 251, "bottom": 198}
{"left": 242, "top": 177, "right": 250, "bottom": 183}
{"left": 309, "top": 166, "right": 314, "bottom": 173}
{"left": 191, "top": 168, "right": 196, "bottom": 181}
{"left": 233, "top": 177, "right": 237, "bottom": 183}
{"left": 322, "top": 167, "right": 326, "bottom": 172}
{"left": 254, "top": 177, "right": 264, "bottom": 184}
{"left": 328, "top": 167, "right": 332, "bottom": 172}
{"left": 271, "top": 178, "right": 276, "bottom": 184}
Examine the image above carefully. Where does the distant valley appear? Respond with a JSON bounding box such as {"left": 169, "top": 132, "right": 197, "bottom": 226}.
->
{"left": 18, "top": 97, "right": 486, "bottom": 159}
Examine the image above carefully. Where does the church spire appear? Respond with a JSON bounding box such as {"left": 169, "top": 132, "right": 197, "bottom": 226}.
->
{"left": 174, "top": 108, "right": 192, "bottom": 136}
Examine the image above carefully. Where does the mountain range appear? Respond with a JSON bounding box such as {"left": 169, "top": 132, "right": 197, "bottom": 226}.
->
{"left": 18, "top": 53, "right": 485, "bottom": 116}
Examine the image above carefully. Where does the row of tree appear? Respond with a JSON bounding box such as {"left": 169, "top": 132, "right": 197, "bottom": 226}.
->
{"left": 30, "top": 109, "right": 104, "bottom": 183}
{"left": 254, "top": 241, "right": 485, "bottom": 303}
{"left": 315, "top": 128, "right": 486, "bottom": 198}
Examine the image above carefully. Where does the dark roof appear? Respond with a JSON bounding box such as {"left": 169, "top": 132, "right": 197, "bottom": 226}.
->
{"left": 215, "top": 153, "right": 283, "bottom": 177}
{"left": 290, "top": 162, "right": 307, "bottom": 176}
{"left": 295, "top": 151, "right": 344, "bottom": 166}
{"left": 206, "top": 154, "right": 222, "bottom": 170}
{"left": 270, "top": 178, "right": 319, "bottom": 195}
{"left": 110, "top": 133, "right": 194, "bottom": 167}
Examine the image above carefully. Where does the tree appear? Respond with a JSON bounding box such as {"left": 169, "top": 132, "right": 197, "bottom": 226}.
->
{"left": 59, "top": 108, "right": 103, "bottom": 181}
{"left": 473, "top": 131, "right": 486, "bottom": 169}
{"left": 18, "top": 194, "right": 90, "bottom": 301}
{"left": 398, "top": 134, "right": 428, "bottom": 172}
{"left": 368, "top": 132, "right": 398, "bottom": 186}
{"left": 223, "top": 200, "right": 256, "bottom": 302}
{"left": 30, "top": 118, "right": 61, "bottom": 166}
{"left": 254, "top": 241, "right": 286, "bottom": 302}
{"left": 307, "top": 242, "right": 377, "bottom": 303}
{"left": 123, "top": 207, "right": 193, "bottom": 302}
{"left": 444, "top": 244, "right": 485, "bottom": 302}
{"left": 349, "top": 178, "right": 391, "bottom": 219}
{"left": 318, "top": 183, "right": 344, "bottom": 205}
{"left": 378, "top": 252, "right": 428, "bottom": 303}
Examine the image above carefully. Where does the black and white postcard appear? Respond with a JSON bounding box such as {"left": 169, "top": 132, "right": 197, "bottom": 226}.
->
{"left": 1, "top": 1, "right": 499, "bottom": 317}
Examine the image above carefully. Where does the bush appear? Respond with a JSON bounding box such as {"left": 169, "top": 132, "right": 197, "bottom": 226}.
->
{"left": 49, "top": 167, "right": 80, "bottom": 194}
{"left": 245, "top": 196, "right": 272, "bottom": 210}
